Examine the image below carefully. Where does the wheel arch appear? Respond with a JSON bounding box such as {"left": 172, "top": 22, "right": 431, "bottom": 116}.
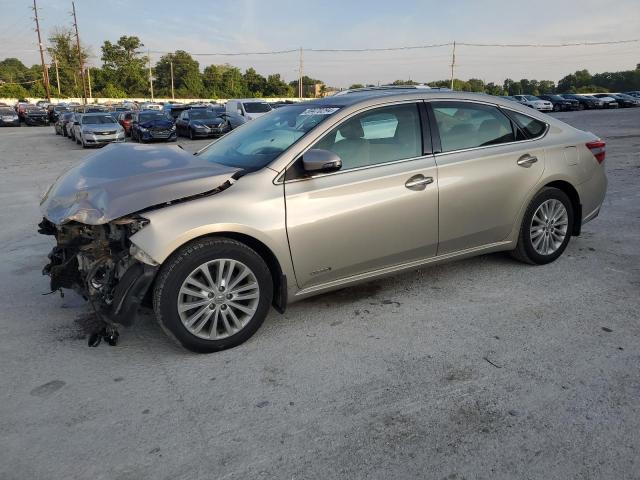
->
{"left": 156, "top": 231, "right": 288, "bottom": 314}
{"left": 543, "top": 180, "right": 582, "bottom": 236}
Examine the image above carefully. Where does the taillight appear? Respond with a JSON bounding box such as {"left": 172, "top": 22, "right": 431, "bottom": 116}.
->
{"left": 586, "top": 140, "right": 606, "bottom": 164}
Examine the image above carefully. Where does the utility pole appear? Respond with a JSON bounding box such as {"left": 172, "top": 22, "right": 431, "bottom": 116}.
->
{"left": 170, "top": 58, "right": 175, "bottom": 100}
{"left": 86, "top": 67, "right": 92, "bottom": 99}
{"left": 53, "top": 55, "right": 61, "bottom": 95}
{"left": 298, "top": 47, "right": 304, "bottom": 98}
{"left": 449, "top": 40, "right": 456, "bottom": 91}
{"left": 32, "top": 0, "right": 51, "bottom": 101}
{"left": 148, "top": 49, "right": 154, "bottom": 101}
{"left": 71, "top": 1, "right": 87, "bottom": 105}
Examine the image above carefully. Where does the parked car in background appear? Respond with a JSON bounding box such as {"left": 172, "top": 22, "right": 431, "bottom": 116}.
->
{"left": 68, "top": 113, "right": 82, "bottom": 141}
{"left": 130, "top": 110, "right": 177, "bottom": 143}
{"left": 54, "top": 111, "right": 75, "bottom": 136}
{"left": 536, "top": 94, "right": 579, "bottom": 112}
{"left": 39, "top": 90, "right": 608, "bottom": 352}
{"left": 175, "top": 108, "right": 232, "bottom": 138}
{"left": 559, "top": 94, "right": 602, "bottom": 110}
{"left": 140, "top": 102, "right": 163, "bottom": 111}
{"left": 15, "top": 102, "right": 31, "bottom": 122}
{"left": 624, "top": 91, "right": 640, "bottom": 98}
{"left": 226, "top": 99, "right": 273, "bottom": 120}
{"left": 117, "top": 111, "right": 134, "bottom": 136}
{"left": 23, "top": 106, "right": 49, "bottom": 126}
{"left": 73, "top": 112, "right": 125, "bottom": 148}
{"left": 601, "top": 93, "right": 640, "bottom": 108}
{"left": 35, "top": 100, "right": 50, "bottom": 109}
{"left": 48, "top": 105, "right": 70, "bottom": 123}
{"left": 0, "top": 107, "right": 20, "bottom": 126}
{"left": 513, "top": 95, "right": 554, "bottom": 111}
{"left": 588, "top": 95, "right": 619, "bottom": 109}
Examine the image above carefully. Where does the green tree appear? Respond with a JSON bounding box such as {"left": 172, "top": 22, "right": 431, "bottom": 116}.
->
{"left": 349, "top": 83, "right": 364, "bottom": 89}
{"left": 243, "top": 68, "right": 266, "bottom": 97}
{"left": 0, "top": 82, "right": 29, "bottom": 98}
{"left": 155, "top": 50, "right": 202, "bottom": 98}
{"left": 99, "top": 83, "right": 127, "bottom": 98}
{"left": 264, "top": 74, "right": 292, "bottom": 97}
{"left": 47, "top": 28, "right": 90, "bottom": 97}
{"left": 100, "top": 36, "right": 148, "bottom": 96}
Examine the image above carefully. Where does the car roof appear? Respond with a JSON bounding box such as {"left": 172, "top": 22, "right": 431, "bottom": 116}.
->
{"left": 301, "top": 89, "right": 537, "bottom": 109}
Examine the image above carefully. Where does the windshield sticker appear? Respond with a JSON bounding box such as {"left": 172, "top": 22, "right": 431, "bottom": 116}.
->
{"left": 299, "top": 107, "right": 340, "bottom": 116}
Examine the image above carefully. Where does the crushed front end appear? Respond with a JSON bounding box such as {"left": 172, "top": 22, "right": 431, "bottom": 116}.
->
{"left": 38, "top": 216, "right": 158, "bottom": 327}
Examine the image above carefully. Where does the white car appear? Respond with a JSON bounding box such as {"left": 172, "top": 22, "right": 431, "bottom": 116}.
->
{"left": 513, "top": 95, "right": 553, "bottom": 112}
{"left": 225, "top": 99, "right": 273, "bottom": 120}
{"left": 140, "top": 102, "right": 163, "bottom": 111}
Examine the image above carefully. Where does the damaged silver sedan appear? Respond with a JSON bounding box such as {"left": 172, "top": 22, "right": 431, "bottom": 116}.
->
{"left": 40, "top": 90, "right": 607, "bottom": 353}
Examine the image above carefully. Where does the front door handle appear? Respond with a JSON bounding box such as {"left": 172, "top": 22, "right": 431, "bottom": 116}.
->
{"left": 405, "top": 175, "right": 434, "bottom": 190}
{"left": 517, "top": 154, "right": 538, "bottom": 168}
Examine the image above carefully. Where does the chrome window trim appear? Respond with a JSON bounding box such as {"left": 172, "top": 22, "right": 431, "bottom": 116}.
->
{"left": 275, "top": 99, "right": 427, "bottom": 185}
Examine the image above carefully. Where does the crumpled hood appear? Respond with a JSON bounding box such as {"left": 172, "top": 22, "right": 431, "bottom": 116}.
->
{"left": 40, "top": 143, "right": 241, "bottom": 225}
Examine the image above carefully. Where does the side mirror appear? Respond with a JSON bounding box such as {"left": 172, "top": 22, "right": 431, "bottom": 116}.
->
{"left": 302, "top": 149, "right": 342, "bottom": 173}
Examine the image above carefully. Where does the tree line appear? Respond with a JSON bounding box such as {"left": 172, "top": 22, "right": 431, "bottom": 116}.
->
{"left": 0, "top": 30, "right": 638, "bottom": 99}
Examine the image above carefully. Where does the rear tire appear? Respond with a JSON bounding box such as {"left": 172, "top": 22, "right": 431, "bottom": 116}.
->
{"left": 511, "top": 187, "right": 574, "bottom": 265}
{"left": 153, "top": 237, "right": 273, "bottom": 353}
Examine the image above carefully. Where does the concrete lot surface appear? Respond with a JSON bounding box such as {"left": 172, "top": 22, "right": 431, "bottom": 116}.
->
{"left": 0, "top": 109, "right": 638, "bottom": 479}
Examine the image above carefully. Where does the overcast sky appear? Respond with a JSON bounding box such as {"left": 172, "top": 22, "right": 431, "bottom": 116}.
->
{"left": 1, "top": 0, "right": 638, "bottom": 87}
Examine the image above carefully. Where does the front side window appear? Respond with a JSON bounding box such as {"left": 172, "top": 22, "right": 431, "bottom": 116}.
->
{"left": 312, "top": 103, "right": 422, "bottom": 170}
{"left": 431, "top": 102, "right": 515, "bottom": 152}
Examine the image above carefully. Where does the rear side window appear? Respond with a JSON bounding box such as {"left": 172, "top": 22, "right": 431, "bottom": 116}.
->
{"left": 509, "top": 111, "right": 547, "bottom": 139}
{"left": 431, "top": 102, "right": 515, "bottom": 152}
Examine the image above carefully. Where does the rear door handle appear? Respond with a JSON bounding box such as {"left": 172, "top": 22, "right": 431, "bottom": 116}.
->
{"left": 405, "top": 175, "right": 434, "bottom": 190}
{"left": 517, "top": 154, "right": 538, "bottom": 168}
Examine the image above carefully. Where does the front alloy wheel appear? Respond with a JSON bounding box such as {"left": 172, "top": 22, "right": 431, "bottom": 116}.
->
{"left": 154, "top": 237, "right": 273, "bottom": 353}
{"left": 512, "top": 187, "right": 573, "bottom": 265}
{"left": 177, "top": 259, "right": 260, "bottom": 340}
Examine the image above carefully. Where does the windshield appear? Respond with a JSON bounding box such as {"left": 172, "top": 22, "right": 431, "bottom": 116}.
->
{"left": 243, "top": 102, "right": 272, "bottom": 113}
{"left": 548, "top": 95, "right": 563, "bottom": 100}
{"left": 82, "top": 115, "right": 116, "bottom": 125}
{"left": 190, "top": 109, "right": 219, "bottom": 120}
{"left": 524, "top": 95, "right": 539, "bottom": 101}
{"left": 196, "top": 105, "right": 341, "bottom": 171}
{"left": 139, "top": 112, "right": 171, "bottom": 122}
{"left": 0, "top": 108, "right": 14, "bottom": 115}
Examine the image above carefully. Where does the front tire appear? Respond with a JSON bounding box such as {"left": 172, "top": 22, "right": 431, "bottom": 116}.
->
{"left": 153, "top": 238, "right": 273, "bottom": 353}
{"left": 511, "top": 187, "right": 573, "bottom": 265}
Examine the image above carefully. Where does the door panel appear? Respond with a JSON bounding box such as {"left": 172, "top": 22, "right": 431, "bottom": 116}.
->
{"left": 436, "top": 143, "right": 544, "bottom": 254}
{"left": 285, "top": 157, "right": 438, "bottom": 288}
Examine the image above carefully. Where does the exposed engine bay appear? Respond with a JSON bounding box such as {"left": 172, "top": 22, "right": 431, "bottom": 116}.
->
{"left": 39, "top": 216, "right": 158, "bottom": 331}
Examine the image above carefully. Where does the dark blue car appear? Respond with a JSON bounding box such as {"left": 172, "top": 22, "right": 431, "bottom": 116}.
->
{"left": 130, "top": 110, "right": 177, "bottom": 143}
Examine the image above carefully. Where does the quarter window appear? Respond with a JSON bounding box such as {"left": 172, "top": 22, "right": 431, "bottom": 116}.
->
{"left": 312, "top": 103, "right": 422, "bottom": 170}
{"left": 431, "top": 102, "right": 516, "bottom": 152}
{"left": 509, "top": 111, "right": 547, "bottom": 139}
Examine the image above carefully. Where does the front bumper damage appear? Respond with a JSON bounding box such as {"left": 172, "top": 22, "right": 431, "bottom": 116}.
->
{"left": 39, "top": 217, "right": 158, "bottom": 330}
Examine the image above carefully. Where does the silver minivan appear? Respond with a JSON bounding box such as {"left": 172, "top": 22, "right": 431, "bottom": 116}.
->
{"left": 40, "top": 89, "right": 607, "bottom": 352}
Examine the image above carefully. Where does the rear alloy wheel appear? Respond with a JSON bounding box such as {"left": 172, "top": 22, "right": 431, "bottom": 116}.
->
{"left": 511, "top": 187, "right": 573, "bottom": 265}
{"left": 154, "top": 238, "right": 273, "bottom": 353}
